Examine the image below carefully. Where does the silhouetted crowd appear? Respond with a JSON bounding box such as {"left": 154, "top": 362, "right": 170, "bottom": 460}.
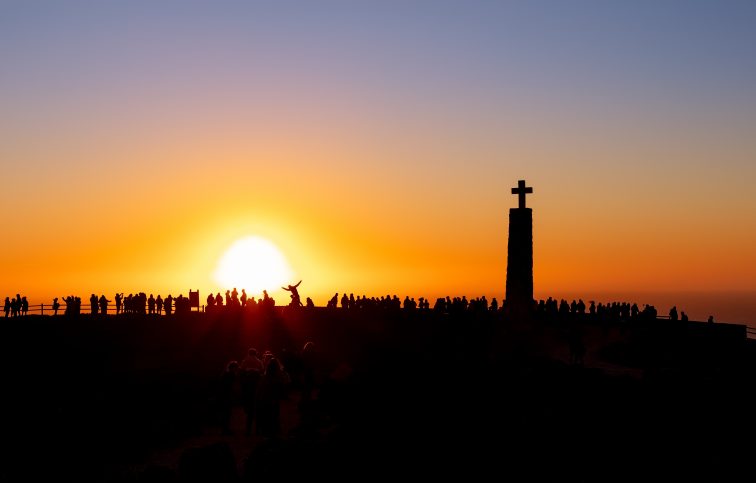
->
{"left": 219, "top": 349, "right": 288, "bottom": 438}
{"left": 4, "top": 288, "right": 705, "bottom": 325}
{"left": 533, "top": 297, "right": 679, "bottom": 322}
{"left": 3, "top": 294, "right": 29, "bottom": 317}
{"left": 205, "top": 288, "right": 277, "bottom": 313}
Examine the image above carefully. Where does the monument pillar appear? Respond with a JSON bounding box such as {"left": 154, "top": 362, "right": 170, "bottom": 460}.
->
{"left": 506, "top": 180, "right": 534, "bottom": 316}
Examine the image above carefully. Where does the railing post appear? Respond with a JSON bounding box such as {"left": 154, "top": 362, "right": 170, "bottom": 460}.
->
{"left": 41, "top": 303, "right": 44, "bottom": 316}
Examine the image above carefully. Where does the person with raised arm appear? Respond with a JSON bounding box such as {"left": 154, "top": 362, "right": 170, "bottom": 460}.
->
{"left": 282, "top": 280, "right": 303, "bottom": 307}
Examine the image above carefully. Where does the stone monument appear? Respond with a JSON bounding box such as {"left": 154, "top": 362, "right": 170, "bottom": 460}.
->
{"left": 505, "top": 180, "right": 534, "bottom": 316}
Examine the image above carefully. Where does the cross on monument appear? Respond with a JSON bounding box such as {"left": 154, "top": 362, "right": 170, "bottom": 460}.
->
{"left": 511, "top": 179, "right": 533, "bottom": 209}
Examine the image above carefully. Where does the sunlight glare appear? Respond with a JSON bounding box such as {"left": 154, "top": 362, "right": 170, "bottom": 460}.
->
{"left": 214, "top": 236, "right": 293, "bottom": 294}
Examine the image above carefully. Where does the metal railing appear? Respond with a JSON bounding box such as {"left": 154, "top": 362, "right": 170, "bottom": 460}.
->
{"left": 4, "top": 303, "right": 201, "bottom": 316}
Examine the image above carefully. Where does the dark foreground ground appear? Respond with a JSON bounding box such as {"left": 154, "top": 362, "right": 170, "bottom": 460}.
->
{"left": 0, "top": 308, "right": 754, "bottom": 482}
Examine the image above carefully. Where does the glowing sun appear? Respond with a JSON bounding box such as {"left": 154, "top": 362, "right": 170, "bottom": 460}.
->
{"left": 214, "top": 236, "right": 293, "bottom": 294}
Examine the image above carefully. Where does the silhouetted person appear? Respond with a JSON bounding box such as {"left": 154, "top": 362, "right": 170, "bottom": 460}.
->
{"left": 3, "top": 297, "right": 9, "bottom": 317}
{"left": 89, "top": 294, "right": 98, "bottom": 315}
{"left": 115, "top": 293, "right": 123, "bottom": 314}
{"left": 282, "top": 280, "right": 302, "bottom": 307}
{"left": 173, "top": 294, "right": 183, "bottom": 314}
{"left": 52, "top": 297, "right": 60, "bottom": 316}
{"left": 218, "top": 360, "right": 239, "bottom": 435}
{"left": 99, "top": 294, "right": 110, "bottom": 315}
{"left": 156, "top": 294, "right": 163, "bottom": 315}
{"left": 306, "top": 297, "right": 314, "bottom": 308}
{"left": 148, "top": 294, "right": 156, "bottom": 314}
{"left": 577, "top": 298, "right": 586, "bottom": 314}
{"left": 61, "top": 296, "right": 70, "bottom": 316}
{"left": 262, "top": 290, "right": 274, "bottom": 308}
{"left": 215, "top": 292, "right": 223, "bottom": 307}
{"left": 240, "top": 289, "right": 248, "bottom": 307}
{"left": 708, "top": 315, "right": 714, "bottom": 324}
{"left": 164, "top": 295, "right": 173, "bottom": 316}
{"left": 681, "top": 311, "right": 688, "bottom": 323}
{"left": 669, "top": 306, "right": 678, "bottom": 322}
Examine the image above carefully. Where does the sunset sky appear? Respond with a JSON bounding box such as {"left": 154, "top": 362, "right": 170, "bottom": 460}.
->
{"left": 2, "top": 2, "right": 755, "bottom": 316}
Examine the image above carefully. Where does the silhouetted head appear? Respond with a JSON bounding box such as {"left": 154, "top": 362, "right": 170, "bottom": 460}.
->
{"left": 226, "top": 360, "right": 239, "bottom": 372}
{"left": 248, "top": 348, "right": 258, "bottom": 357}
{"left": 266, "top": 357, "right": 280, "bottom": 375}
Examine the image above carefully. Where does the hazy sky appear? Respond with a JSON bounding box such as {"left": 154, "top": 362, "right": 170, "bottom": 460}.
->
{"left": 2, "top": 1, "right": 755, "bottom": 305}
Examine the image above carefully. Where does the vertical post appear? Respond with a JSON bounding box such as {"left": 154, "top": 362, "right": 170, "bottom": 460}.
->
{"left": 41, "top": 303, "right": 44, "bottom": 316}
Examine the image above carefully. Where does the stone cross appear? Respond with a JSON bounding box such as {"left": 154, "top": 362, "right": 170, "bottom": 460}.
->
{"left": 511, "top": 179, "right": 533, "bottom": 209}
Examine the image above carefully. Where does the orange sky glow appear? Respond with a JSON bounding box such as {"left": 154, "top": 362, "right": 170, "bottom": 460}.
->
{"left": 1, "top": 3, "right": 755, "bottom": 322}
